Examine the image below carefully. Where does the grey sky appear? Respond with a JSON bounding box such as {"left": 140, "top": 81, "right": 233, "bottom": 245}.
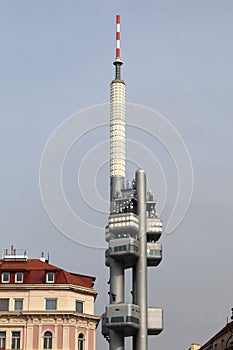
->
{"left": 0, "top": 1, "right": 233, "bottom": 349}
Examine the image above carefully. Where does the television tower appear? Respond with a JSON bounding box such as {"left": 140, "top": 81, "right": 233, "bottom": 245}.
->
{"left": 102, "top": 15, "right": 163, "bottom": 350}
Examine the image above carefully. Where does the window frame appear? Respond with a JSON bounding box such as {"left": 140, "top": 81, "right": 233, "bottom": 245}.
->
{"left": 78, "top": 333, "right": 85, "bottom": 350}
{"left": 0, "top": 331, "right": 6, "bottom": 349}
{"left": 75, "top": 300, "right": 84, "bottom": 313}
{"left": 0, "top": 298, "right": 9, "bottom": 311}
{"left": 46, "top": 272, "right": 55, "bottom": 284}
{"left": 43, "top": 331, "right": 53, "bottom": 349}
{"left": 11, "top": 331, "right": 20, "bottom": 350}
{"left": 14, "top": 298, "right": 23, "bottom": 311}
{"left": 15, "top": 272, "right": 23, "bottom": 283}
{"left": 45, "top": 298, "right": 57, "bottom": 311}
{"left": 1, "top": 272, "right": 10, "bottom": 283}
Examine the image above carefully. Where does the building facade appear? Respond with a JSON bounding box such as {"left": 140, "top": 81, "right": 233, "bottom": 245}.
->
{"left": 0, "top": 247, "right": 100, "bottom": 350}
{"left": 189, "top": 344, "right": 201, "bottom": 350}
{"left": 198, "top": 321, "right": 233, "bottom": 350}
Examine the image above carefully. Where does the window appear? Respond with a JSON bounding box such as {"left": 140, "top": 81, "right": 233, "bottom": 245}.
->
{"left": 14, "top": 299, "right": 23, "bottom": 311}
{"left": 78, "top": 333, "right": 85, "bottom": 350}
{"left": 43, "top": 331, "right": 52, "bottom": 349}
{"left": 1, "top": 272, "right": 10, "bottom": 283}
{"left": 45, "top": 298, "right": 57, "bottom": 311}
{"left": 15, "top": 272, "right": 23, "bottom": 283}
{"left": 129, "top": 244, "right": 138, "bottom": 252}
{"left": 46, "top": 272, "right": 54, "bottom": 283}
{"left": 111, "top": 316, "right": 124, "bottom": 323}
{"left": 149, "top": 249, "right": 161, "bottom": 256}
{"left": 0, "top": 298, "right": 9, "bottom": 311}
{"left": 76, "top": 301, "right": 84, "bottom": 313}
{"left": 0, "top": 332, "right": 6, "bottom": 349}
{"left": 126, "top": 316, "right": 139, "bottom": 324}
{"left": 11, "top": 331, "right": 20, "bottom": 349}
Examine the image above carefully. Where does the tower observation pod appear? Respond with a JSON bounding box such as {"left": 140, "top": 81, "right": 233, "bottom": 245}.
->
{"left": 102, "top": 15, "right": 163, "bottom": 350}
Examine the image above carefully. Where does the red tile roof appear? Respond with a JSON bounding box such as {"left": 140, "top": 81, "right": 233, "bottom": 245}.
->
{"left": 0, "top": 259, "right": 95, "bottom": 288}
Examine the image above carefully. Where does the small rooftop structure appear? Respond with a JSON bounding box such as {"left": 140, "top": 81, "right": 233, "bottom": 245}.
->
{"left": 3, "top": 245, "right": 28, "bottom": 261}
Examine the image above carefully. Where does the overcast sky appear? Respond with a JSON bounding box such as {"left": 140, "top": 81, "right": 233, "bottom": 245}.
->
{"left": 0, "top": 1, "right": 233, "bottom": 350}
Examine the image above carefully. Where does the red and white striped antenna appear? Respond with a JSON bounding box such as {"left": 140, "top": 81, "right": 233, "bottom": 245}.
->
{"left": 114, "top": 14, "right": 123, "bottom": 79}
{"left": 115, "top": 14, "right": 121, "bottom": 61}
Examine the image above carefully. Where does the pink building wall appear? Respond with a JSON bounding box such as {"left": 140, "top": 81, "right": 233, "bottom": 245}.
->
{"left": 57, "top": 325, "right": 63, "bottom": 349}
{"left": 33, "top": 325, "right": 39, "bottom": 349}
{"left": 42, "top": 325, "right": 55, "bottom": 332}
{"left": 69, "top": 326, "right": 75, "bottom": 350}
{"left": 88, "top": 329, "right": 95, "bottom": 350}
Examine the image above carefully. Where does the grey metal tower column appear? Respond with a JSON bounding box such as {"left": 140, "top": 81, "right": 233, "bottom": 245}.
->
{"left": 109, "top": 259, "right": 124, "bottom": 350}
{"left": 135, "top": 169, "right": 148, "bottom": 350}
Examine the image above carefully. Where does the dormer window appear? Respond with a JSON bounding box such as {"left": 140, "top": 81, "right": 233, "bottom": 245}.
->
{"left": 15, "top": 272, "right": 23, "bottom": 283}
{"left": 1, "top": 272, "right": 10, "bottom": 283}
{"left": 46, "top": 272, "right": 55, "bottom": 283}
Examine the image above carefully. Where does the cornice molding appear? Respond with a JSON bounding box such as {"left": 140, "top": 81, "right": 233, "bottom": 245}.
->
{"left": 0, "top": 283, "right": 97, "bottom": 297}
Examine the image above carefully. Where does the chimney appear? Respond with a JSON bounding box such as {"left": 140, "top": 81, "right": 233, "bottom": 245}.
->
{"left": 40, "top": 252, "right": 46, "bottom": 262}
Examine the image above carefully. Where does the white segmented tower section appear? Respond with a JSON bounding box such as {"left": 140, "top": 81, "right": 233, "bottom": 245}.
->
{"left": 110, "top": 81, "right": 126, "bottom": 178}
